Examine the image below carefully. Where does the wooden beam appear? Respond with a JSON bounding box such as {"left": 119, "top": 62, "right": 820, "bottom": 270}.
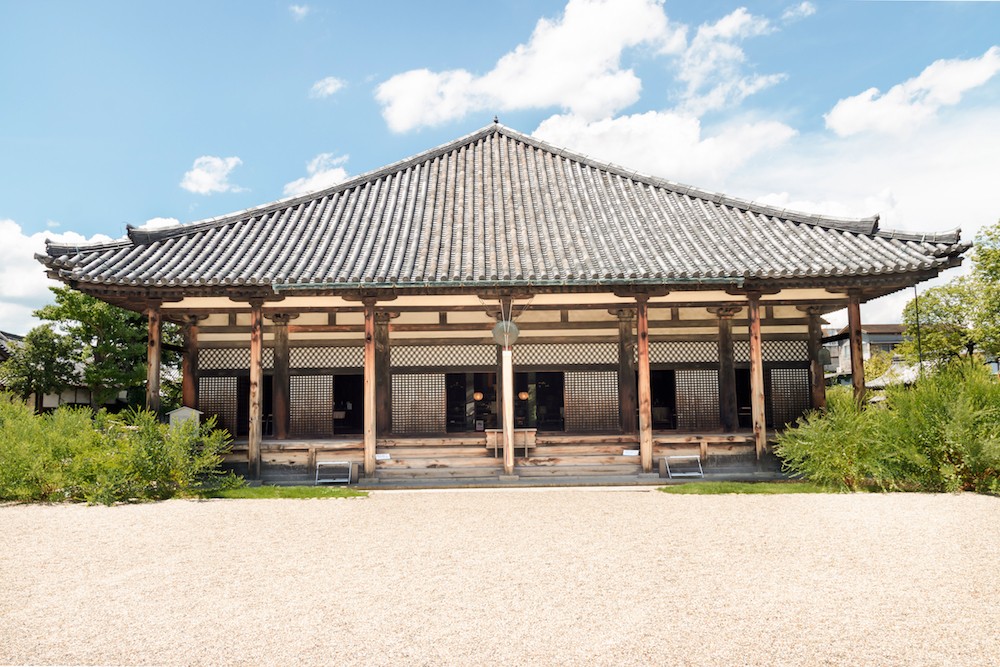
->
{"left": 363, "top": 299, "right": 377, "bottom": 476}
{"left": 145, "top": 303, "right": 161, "bottom": 413}
{"left": 806, "top": 308, "right": 827, "bottom": 410}
{"left": 248, "top": 301, "right": 263, "bottom": 479}
{"left": 501, "top": 347, "right": 515, "bottom": 475}
{"left": 617, "top": 310, "right": 637, "bottom": 434}
{"left": 748, "top": 294, "right": 767, "bottom": 460}
{"left": 848, "top": 294, "right": 865, "bottom": 405}
{"left": 181, "top": 316, "right": 202, "bottom": 409}
{"left": 713, "top": 307, "right": 740, "bottom": 432}
{"left": 636, "top": 297, "right": 653, "bottom": 473}
{"left": 375, "top": 313, "right": 392, "bottom": 435}
{"left": 271, "top": 314, "right": 291, "bottom": 439}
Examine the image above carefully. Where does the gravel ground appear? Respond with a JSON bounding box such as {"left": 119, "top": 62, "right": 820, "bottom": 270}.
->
{"left": 1, "top": 489, "right": 998, "bottom": 666}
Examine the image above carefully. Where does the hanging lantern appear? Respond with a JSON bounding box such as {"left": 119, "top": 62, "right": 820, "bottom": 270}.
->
{"left": 473, "top": 391, "right": 484, "bottom": 402}
{"left": 517, "top": 391, "right": 529, "bottom": 401}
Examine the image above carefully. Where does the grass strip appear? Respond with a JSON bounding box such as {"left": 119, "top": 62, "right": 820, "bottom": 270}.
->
{"left": 658, "top": 481, "right": 832, "bottom": 495}
{"left": 205, "top": 486, "right": 368, "bottom": 499}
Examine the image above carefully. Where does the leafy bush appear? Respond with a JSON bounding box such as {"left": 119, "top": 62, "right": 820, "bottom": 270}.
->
{"left": 775, "top": 362, "right": 1000, "bottom": 494}
{"left": 0, "top": 394, "right": 241, "bottom": 504}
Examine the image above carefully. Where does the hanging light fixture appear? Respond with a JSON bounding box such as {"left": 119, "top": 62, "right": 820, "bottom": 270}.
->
{"left": 473, "top": 391, "right": 484, "bottom": 401}
{"left": 517, "top": 391, "right": 529, "bottom": 401}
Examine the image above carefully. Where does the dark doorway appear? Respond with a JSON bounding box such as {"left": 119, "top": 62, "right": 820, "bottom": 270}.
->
{"left": 445, "top": 372, "right": 498, "bottom": 431}
{"left": 334, "top": 374, "right": 364, "bottom": 434}
{"left": 236, "top": 374, "right": 273, "bottom": 437}
{"left": 533, "top": 371, "right": 564, "bottom": 432}
{"left": 650, "top": 370, "right": 677, "bottom": 430}
{"left": 736, "top": 369, "right": 752, "bottom": 428}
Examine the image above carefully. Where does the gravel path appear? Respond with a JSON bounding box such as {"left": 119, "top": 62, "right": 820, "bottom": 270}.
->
{"left": 1, "top": 490, "right": 998, "bottom": 666}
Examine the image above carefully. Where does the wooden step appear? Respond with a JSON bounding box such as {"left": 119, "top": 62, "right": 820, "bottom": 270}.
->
{"left": 378, "top": 436, "right": 486, "bottom": 447}
{"left": 527, "top": 445, "right": 640, "bottom": 456}
{"left": 516, "top": 464, "right": 642, "bottom": 477}
{"left": 377, "top": 446, "right": 492, "bottom": 458}
{"left": 534, "top": 434, "right": 637, "bottom": 445}
{"left": 376, "top": 466, "right": 503, "bottom": 479}
{"left": 516, "top": 455, "right": 641, "bottom": 467}
{"left": 377, "top": 457, "right": 500, "bottom": 469}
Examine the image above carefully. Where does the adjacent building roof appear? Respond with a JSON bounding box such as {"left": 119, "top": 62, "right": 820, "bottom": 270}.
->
{"left": 0, "top": 330, "right": 23, "bottom": 362}
{"left": 39, "top": 123, "right": 967, "bottom": 292}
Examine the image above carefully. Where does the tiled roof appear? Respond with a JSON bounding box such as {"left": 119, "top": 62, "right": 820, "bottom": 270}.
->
{"left": 39, "top": 124, "right": 967, "bottom": 291}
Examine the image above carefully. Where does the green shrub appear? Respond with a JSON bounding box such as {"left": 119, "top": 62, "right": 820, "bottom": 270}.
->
{"left": 775, "top": 362, "right": 1000, "bottom": 494}
{"left": 0, "top": 394, "right": 241, "bottom": 504}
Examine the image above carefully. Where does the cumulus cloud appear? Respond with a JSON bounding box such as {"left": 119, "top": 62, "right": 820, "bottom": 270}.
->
{"left": 825, "top": 46, "right": 1000, "bottom": 137}
{"left": 375, "top": 0, "right": 681, "bottom": 132}
{"left": 289, "top": 4, "right": 309, "bottom": 20}
{"left": 179, "top": 156, "right": 246, "bottom": 195}
{"left": 309, "top": 76, "right": 346, "bottom": 98}
{"left": 675, "top": 8, "right": 784, "bottom": 115}
{"left": 283, "top": 153, "right": 350, "bottom": 196}
{"left": 534, "top": 111, "right": 796, "bottom": 186}
{"left": 137, "top": 217, "right": 182, "bottom": 230}
{"left": 0, "top": 219, "right": 113, "bottom": 335}
{"left": 781, "top": 2, "right": 816, "bottom": 23}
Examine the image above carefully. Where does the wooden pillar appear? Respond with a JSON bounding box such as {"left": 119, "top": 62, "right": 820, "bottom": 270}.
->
{"left": 145, "top": 301, "right": 161, "bottom": 413}
{"left": 847, "top": 293, "right": 866, "bottom": 405}
{"left": 375, "top": 313, "right": 392, "bottom": 435}
{"left": 636, "top": 296, "right": 653, "bottom": 473}
{"left": 271, "top": 313, "right": 292, "bottom": 440}
{"left": 501, "top": 347, "right": 515, "bottom": 475}
{"left": 747, "top": 294, "right": 767, "bottom": 460}
{"left": 248, "top": 300, "right": 263, "bottom": 479}
{"left": 805, "top": 308, "right": 827, "bottom": 410}
{"left": 181, "top": 316, "right": 202, "bottom": 409}
{"left": 713, "top": 306, "right": 740, "bottom": 432}
{"left": 617, "top": 309, "right": 638, "bottom": 434}
{"left": 363, "top": 299, "right": 377, "bottom": 476}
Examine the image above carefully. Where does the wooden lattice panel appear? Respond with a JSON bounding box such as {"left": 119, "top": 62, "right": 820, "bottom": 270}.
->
{"left": 675, "top": 369, "right": 721, "bottom": 430}
{"left": 734, "top": 340, "right": 750, "bottom": 363}
{"left": 198, "top": 376, "right": 238, "bottom": 434}
{"left": 649, "top": 341, "right": 719, "bottom": 364}
{"left": 290, "top": 346, "right": 363, "bottom": 369}
{"left": 514, "top": 343, "right": 616, "bottom": 366}
{"left": 392, "top": 374, "right": 446, "bottom": 434}
{"left": 200, "top": 347, "right": 274, "bottom": 370}
{"left": 769, "top": 368, "right": 811, "bottom": 427}
{"left": 391, "top": 345, "right": 495, "bottom": 368}
{"left": 564, "top": 371, "right": 618, "bottom": 432}
{"left": 763, "top": 340, "right": 808, "bottom": 362}
{"left": 290, "top": 376, "right": 335, "bottom": 437}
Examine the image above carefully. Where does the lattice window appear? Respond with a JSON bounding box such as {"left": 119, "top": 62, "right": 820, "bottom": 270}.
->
{"left": 675, "top": 369, "right": 720, "bottom": 430}
{"left": 769, "top": 368, "right": 810, "bottom": 427}
{"left": 392, "top": 374, "right": 446, "bottom": 434}
{"left": 290, "top": 346, "right": 363, "bottom": 369}
{"left": 564, "top": 371, "right": 618, "bottom": 432}
{"left": 649, "top": 341, "right": 718, "bottom": 364}
{"left": 391, "top": 345, "right": 495, "bottom": 368}
{"left": 198, "top": 376, "right": 238, "bottom": 434}
{"left": 290, "top": 376, "right": 335, "bottom": 437}
{"left": 200, "top": 348, "right": 274, "bottom": 370}
{"left": 734, "top": 340, "right": 750, "bottom": 363}
{"left": 763, "top": 340, "right": 808, "bottom": 362}
{"left": 514, "top": 343, "right": 616, "bottom": 366}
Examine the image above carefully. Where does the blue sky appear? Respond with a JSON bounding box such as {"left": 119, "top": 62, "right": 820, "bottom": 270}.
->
{"left": 2, "top": 0, "right": 999, "bottom": 333}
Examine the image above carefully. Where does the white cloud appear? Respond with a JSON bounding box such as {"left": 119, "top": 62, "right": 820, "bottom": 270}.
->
{"left": 534, "top": 111, "right": 796, "bottom": 186}
{"left": 0, "top": 219, "right": 113, "bottom": 335}
{"left": 825, "top": 46, "right": 1000, "bottom": 137}
{"left": 676, "top": 8, "right": 784, "bottom": 115}
{"left": 309, "top": 76, "right": 346, "bottom": 99}
{"left": 375, "top": 0, "right": 681, "bottom": 132}
{"left": 283, "top": 153, "right": 350, "bottom": 196}
{"left": 138, "top": 217, "right": 181, "bottom": 230}
{"left": 289, "top": 4, "right": 309, "bottom": 21}
{"left": 179, "top": 156, "right": 245, "bottom": 195}
{"left": 781, "top": 2, "right": 816, "bottom": 23}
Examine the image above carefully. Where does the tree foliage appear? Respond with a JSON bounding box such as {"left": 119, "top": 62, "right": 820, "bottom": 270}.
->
{"left": 863, "top": 348, "right": 894, "bottom": 381}
{"left": 0, "top": 325, "right": 78, "bottom": 403}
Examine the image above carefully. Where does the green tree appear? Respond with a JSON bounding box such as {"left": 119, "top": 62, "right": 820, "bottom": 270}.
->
{"left": 0, "top": 325, "right": 79, "bottom": 409}
{"left": 33, "top": 286, "right": 180, "bottom": 408}
{"left": 863, "top": 348, "right": 894, "bottom": 381}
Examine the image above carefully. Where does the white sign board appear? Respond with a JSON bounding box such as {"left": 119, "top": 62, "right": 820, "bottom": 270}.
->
{"left": 375, "top": 453, "right": 391, "bottom": 461}
{"left": 623, "top": 449, "right": 640, "bottom": 456}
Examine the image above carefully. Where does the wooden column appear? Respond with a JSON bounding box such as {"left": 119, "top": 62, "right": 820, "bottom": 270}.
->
{"left": 181, "top": 315, "right": 203, "bottom": 409}
{"left": 271, "top": 313, "right": 292, "bottom": 440}
{"left": 145, "top": 301, "right": 161, "bottom": 413}
{"left": 363, "top": 299, "right": 377, "bottom": 476}
{"left": 617, "top": 309, "right": 638, "bottom": 434}
{"left": 248, "top": 300, "right": 263, "bottom": 479}
{"left": 847, "top": 293, "right": 866, "bottom": 405}
{"left": 375, "top": 312, "right": 392, "bottom": 435}
{"left": 805, "top": 307, "right": 827, "bottom": 410}
{"left": 501, "top": 347, "right": 515, "bottom": 475}
{"left": 747, "top": 294, "right": 767, "bottom": 460}
{"left": 636, "top": 296, "right": 653, "bottom": 473}
{"left": 713, "top": 306, "right": 740, "bottom": 432}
